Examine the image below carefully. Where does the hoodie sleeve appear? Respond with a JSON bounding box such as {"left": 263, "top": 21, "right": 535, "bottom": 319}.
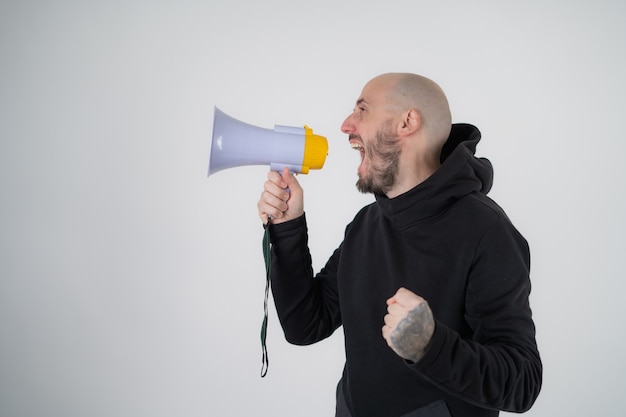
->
{"left": 408, "top": 217, "right": 542, "bottom": 412}
{"left": 268, "top": 213, "right": 342, "bottom": 345}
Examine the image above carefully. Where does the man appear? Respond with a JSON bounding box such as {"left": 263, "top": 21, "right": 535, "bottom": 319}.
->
{"left": 257, "top": 73, "right": 542, "bottom": 417}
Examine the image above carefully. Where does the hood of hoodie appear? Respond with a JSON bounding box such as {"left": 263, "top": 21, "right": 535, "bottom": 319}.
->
{"left": 375, "top": 123, "right": 493, "bottom": 229}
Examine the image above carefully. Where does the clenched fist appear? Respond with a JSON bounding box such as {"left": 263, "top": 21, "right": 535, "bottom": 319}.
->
{"left": 382, "top": 287, "right": 435, "bottom": 363}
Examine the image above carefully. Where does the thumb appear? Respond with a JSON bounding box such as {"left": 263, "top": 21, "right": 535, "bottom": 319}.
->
{"left": 388, "top": 287, "right": 420, "bottom": 309}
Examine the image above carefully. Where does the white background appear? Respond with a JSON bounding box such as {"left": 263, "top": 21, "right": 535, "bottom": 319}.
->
{"left": 1, "top": 1, "right": 625, "bottom": 416}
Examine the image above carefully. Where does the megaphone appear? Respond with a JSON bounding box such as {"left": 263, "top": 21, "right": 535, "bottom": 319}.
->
{"left": 208, "top": 107, "right": 328, "bottom": 176}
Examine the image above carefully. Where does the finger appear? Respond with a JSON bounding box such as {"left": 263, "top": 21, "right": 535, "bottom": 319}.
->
{"left": 258, "top": 187, "right": 289, "bottom": 215}
{"left": 259, "top": 212, "right": 270, "bottom": 225}
{"left": 381, "top": 324, "right": 392, "bottom": 342}
{"left": 386, "top": 287, "right": 409, "bottom": 305}
{"left": 264, "top": 180, "right": 290, "bottom": 202}
{"left": 383, "top": 313, "right": 395, "bottom": 327}
{"left": 267, "top": 170, "right": 289, "bottom": 189}
{"left": 387, "top": 303, "right": 407, "bottom": 318}
{"left": 258, "top": 194, "right": 288, "bottom": 219}
{"left": 258, "top": 202, "right": 281, "bottom": 222}
{"left": 381, "top": 325, "right": 397, "bottom": 350}
{"left": 266, "top": 189, "right": 289, "bottom": 211}
{"left": 391, "top": 287, "right": 423, "bottom": 309}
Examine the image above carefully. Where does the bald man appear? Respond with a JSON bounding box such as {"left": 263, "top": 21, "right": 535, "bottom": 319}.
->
{"left": 257, "top": 73, "right": 542, "bottom": 417}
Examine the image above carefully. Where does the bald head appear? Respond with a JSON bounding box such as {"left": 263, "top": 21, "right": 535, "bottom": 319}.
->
{"left": 373, "top": 73, "right": 452, "bottom": 148}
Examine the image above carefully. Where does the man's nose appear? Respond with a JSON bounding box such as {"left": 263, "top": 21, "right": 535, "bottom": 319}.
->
{"left": 341, "top": 113, "right": 355, "bottom": 134}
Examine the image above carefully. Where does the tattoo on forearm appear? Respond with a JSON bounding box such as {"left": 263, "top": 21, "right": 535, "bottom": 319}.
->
{"left": 390, "top": 304, "right": 434, "bottom": 363}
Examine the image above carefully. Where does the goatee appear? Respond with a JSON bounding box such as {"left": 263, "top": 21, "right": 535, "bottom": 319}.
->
{"left": 356, "top": 122, "right": 401, "bottom": 195}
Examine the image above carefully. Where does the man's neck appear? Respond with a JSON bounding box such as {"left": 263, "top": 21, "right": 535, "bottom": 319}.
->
{"left": 386, "top": 159, "right": 441, "bottom": 199}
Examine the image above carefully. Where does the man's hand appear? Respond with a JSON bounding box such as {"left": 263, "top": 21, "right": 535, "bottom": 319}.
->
{"left": 257, "top": 167, "right": 304, "bottom": 225}
{"left": 382, "top": 287, "right": 435, "bottom": 363}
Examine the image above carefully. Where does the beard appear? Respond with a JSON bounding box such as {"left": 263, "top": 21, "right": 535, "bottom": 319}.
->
{"left": 356, "top": 122, "right": 401, "bottom": 195}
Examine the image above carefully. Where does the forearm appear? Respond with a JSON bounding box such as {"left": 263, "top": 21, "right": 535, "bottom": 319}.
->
{"left": 411, "top": 320, "right": 541, "bottom": 412}
{"left": 269, "top": 214, "right": 341, "bottom": 345}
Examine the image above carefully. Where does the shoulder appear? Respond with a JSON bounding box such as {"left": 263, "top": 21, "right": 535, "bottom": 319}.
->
{"left": 453, "top": 192, "right": 516, "bottom": 229}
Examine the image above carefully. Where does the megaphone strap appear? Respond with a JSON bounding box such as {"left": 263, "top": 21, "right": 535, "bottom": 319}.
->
{"left": 260, "top": 221, "right": 272, "bottom": 377}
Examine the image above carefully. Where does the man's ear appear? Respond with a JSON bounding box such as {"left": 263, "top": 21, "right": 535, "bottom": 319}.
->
{"left": 397, "top": 108, "right": 421, "bottom": 137}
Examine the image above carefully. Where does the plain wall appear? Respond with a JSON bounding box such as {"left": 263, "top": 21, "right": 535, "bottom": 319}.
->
{"left": 1, "top": 1, "right": 625, "bottom": 416}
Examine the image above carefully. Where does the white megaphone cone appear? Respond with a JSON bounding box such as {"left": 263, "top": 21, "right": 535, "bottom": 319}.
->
{"left": 207, "top": 107, "right": 328, "bottom": 176}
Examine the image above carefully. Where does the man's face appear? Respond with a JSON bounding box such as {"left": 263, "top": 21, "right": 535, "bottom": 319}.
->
{"left": 341, "top": 79, "right": 401, "bottom": 195}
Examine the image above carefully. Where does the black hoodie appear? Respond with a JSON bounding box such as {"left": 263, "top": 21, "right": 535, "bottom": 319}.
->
{"left": 268, "top": 124, "right": 542, "bottom": 417}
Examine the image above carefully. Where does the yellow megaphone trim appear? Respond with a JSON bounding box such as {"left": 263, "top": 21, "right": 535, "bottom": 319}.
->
{"left": 301, "top": 125, "right": 328, "bottom": 174}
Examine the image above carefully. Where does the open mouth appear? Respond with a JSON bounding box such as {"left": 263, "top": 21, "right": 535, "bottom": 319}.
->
{"left": 349, "top": 136, "right": 366, "bottom": 175}
{"left": 349, "top": 135, "right": 365, "bottom": 156}
{"left": 350, "top": 142, "right": 364, "bottom": 151}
